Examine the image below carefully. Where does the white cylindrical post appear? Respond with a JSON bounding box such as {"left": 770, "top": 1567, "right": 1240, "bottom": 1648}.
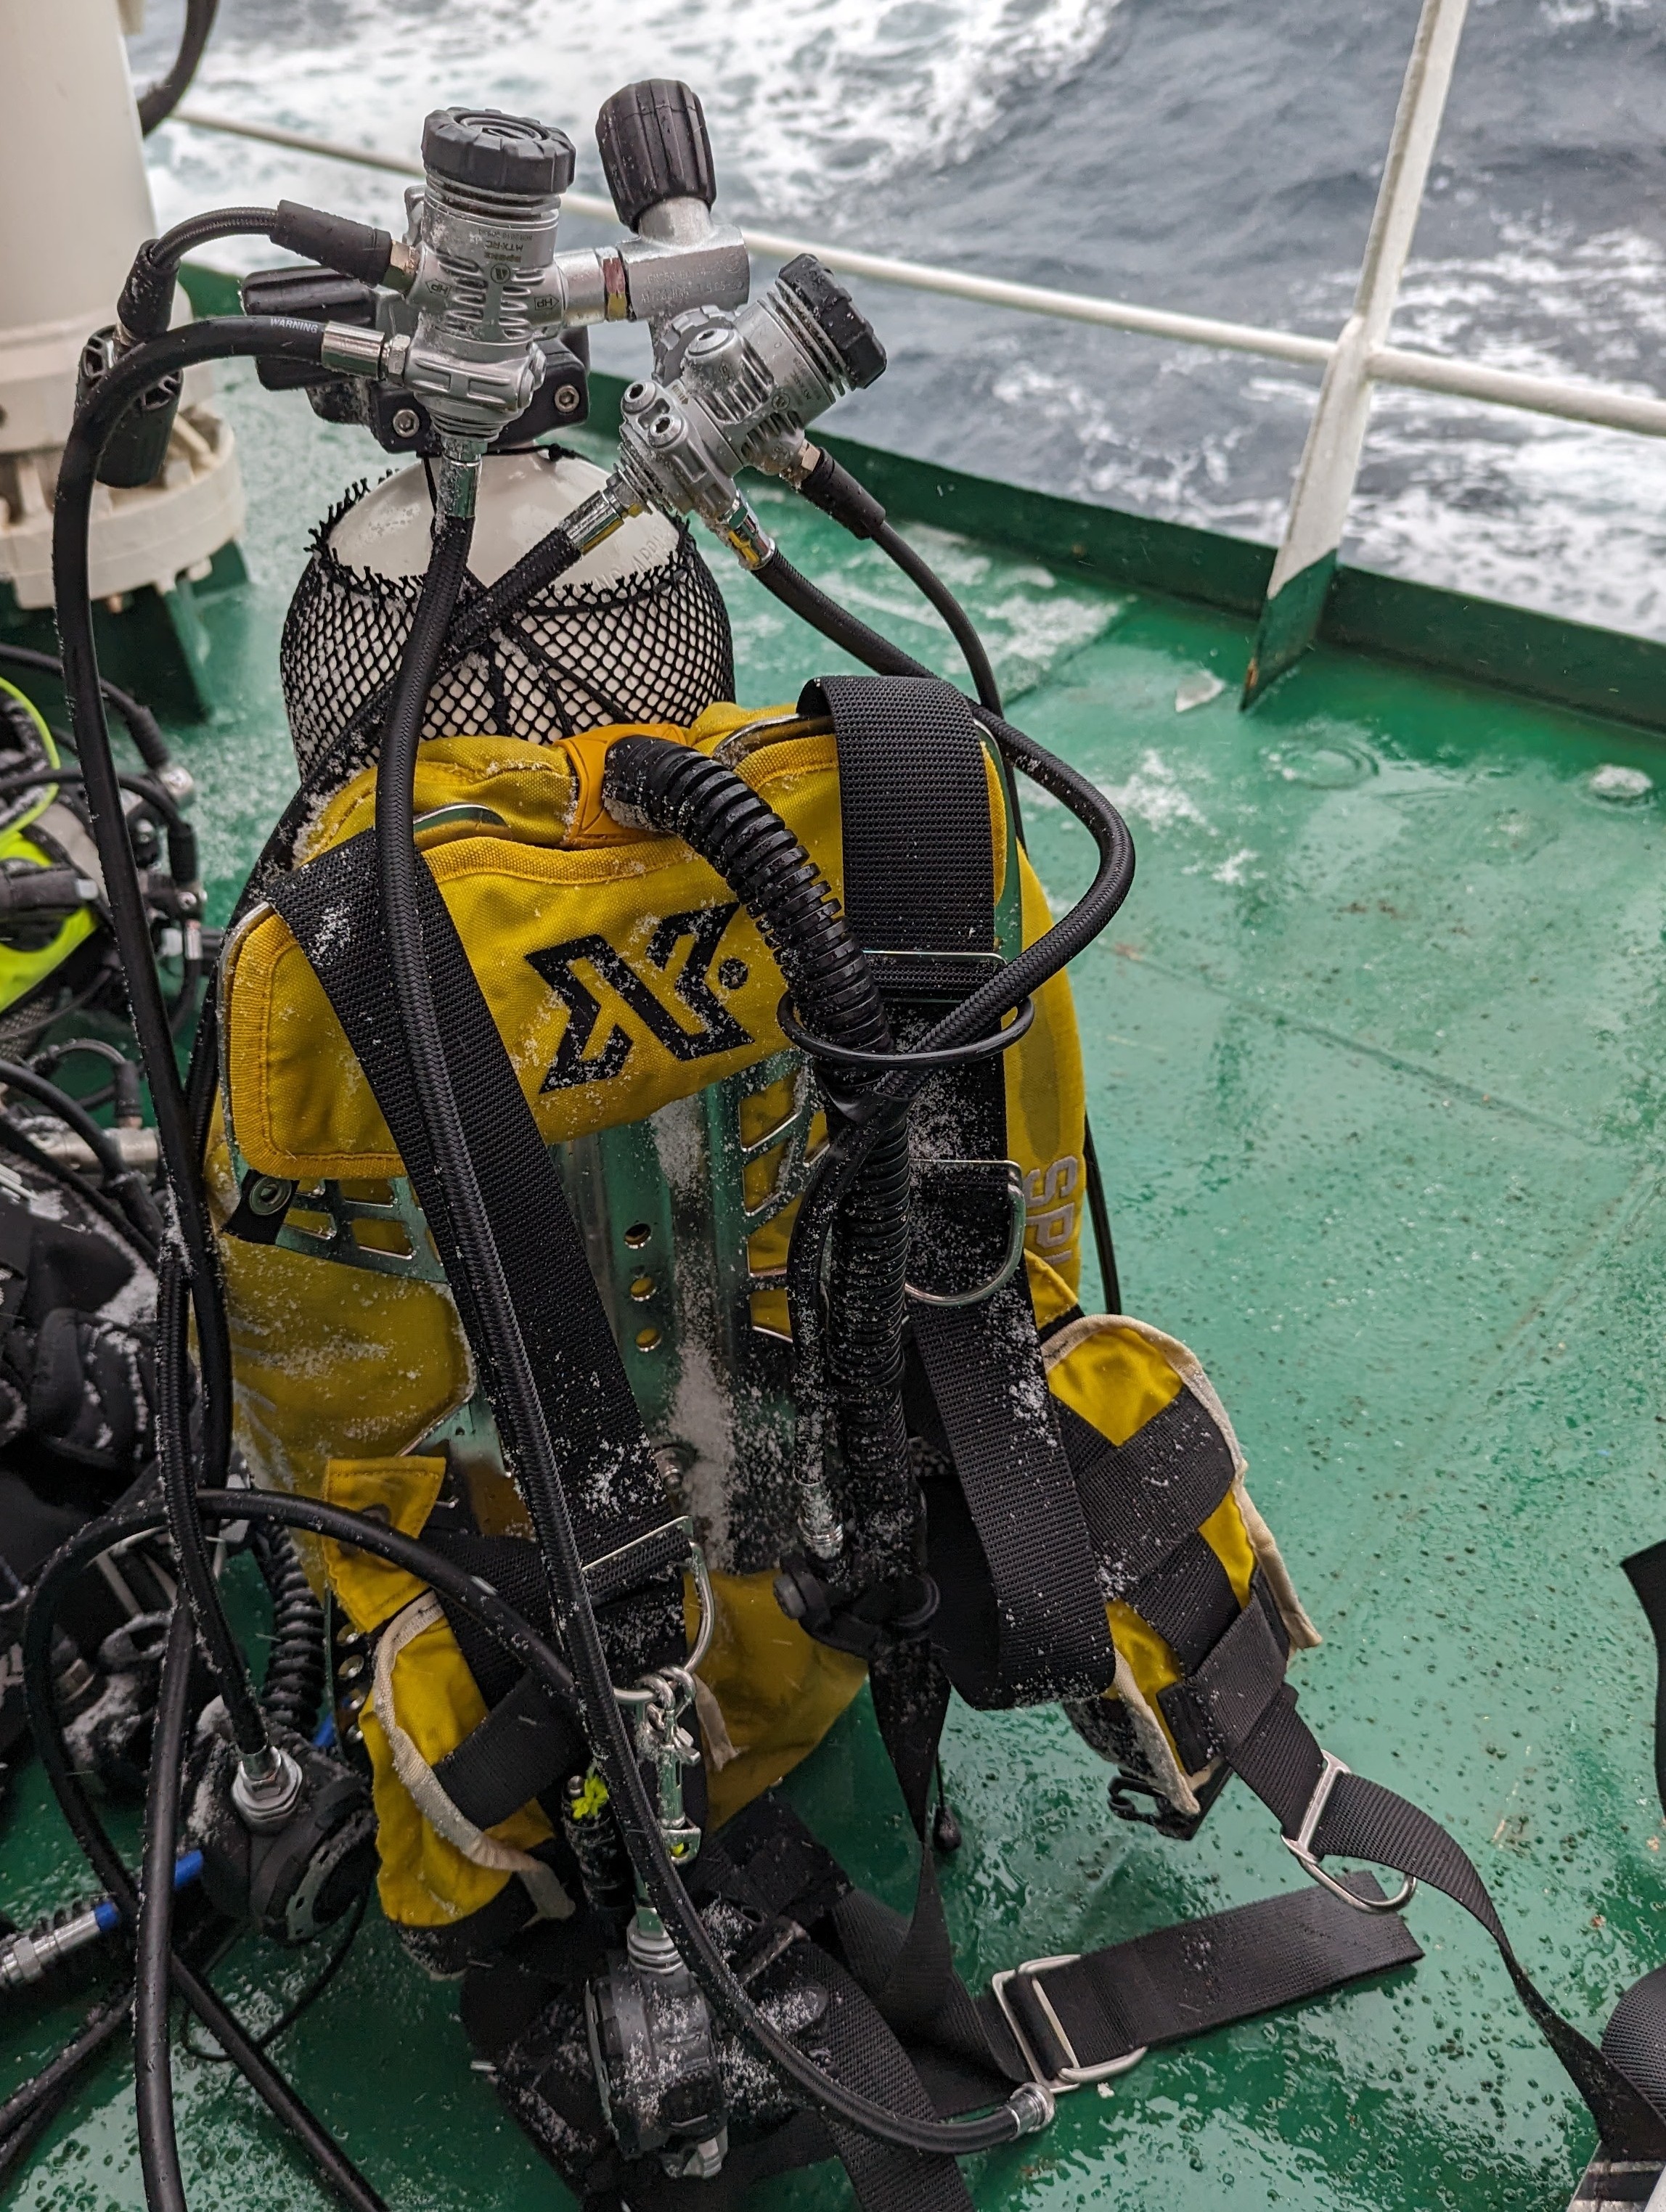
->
{"left": 0, "top": 0, "right": 245, "bottom": 672}
{"left": 0, "top": 0, "right": 158, "bottom": 451}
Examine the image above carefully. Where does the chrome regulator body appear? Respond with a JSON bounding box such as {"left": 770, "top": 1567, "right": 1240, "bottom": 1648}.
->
{"left": 317, "top": 101, "right": 750, "bottom": 505}
{"left": 610, "top": 258, "right": 888, "bottom": 564}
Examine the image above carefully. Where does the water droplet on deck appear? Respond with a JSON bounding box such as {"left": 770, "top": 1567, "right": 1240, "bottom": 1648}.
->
{"left": 1588, "top": 763, "right": 1653, "bottom": 803}
{"left": 1262, "top": 738, "right": 1378, "bottom": 789}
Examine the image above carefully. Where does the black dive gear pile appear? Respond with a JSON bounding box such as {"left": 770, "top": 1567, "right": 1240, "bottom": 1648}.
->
{"left": 15, "top": 67, "right": 1666, "bottom": 2212}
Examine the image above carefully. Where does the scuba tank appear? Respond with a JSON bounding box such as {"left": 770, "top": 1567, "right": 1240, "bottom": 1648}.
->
{"left": 202, "top": 89, "right": 1323, "bottom": 2198}
{"left": 280, "top": 448, "right": 735, "bottom": 771}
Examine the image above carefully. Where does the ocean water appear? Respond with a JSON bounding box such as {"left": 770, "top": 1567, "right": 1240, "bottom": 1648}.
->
{"left": 130, "top": 0, "right": 1666, "bottom": 639}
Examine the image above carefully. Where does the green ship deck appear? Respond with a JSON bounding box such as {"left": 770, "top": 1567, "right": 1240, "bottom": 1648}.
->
{"left": 7, "top": 320, "right": 1666, "bottom": 2212}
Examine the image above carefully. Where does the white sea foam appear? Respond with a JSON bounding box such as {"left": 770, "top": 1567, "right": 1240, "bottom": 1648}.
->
{"left": 145, "top": 0, "right": 1119, "bottom": 229}
{"left": 1098, "top": 750, "right": 1211, "bottom": 835}
{"left": 132, "top": 4, "right": 1666, "bottom": 645}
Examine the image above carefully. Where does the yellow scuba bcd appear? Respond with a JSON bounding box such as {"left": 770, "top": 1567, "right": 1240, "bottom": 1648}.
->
{"left": 213, "top": 693, "right": 1311, "bottom": 1960}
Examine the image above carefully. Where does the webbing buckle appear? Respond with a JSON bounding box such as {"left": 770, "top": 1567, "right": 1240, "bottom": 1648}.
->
{"left": 989, "top": 1954, "right": 1147, "bottom": 2093}
{"left": 1283, "top": 1750, "right": 1417, "bottom": 1916}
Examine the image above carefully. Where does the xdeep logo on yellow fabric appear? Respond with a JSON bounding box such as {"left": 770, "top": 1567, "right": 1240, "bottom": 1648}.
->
{"left": 529, "top": 901, "right": 754, "bottom": 1091}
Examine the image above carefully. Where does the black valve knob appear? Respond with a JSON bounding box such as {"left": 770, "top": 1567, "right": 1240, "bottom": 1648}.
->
{"left": 596, "top": 80, "right": 716, "bottom": 231}
{"left": 421, "top": 108, "right": 575, "bottom": 198}
{"left": 777, "top": 255, "right": 888, "bottom": 390}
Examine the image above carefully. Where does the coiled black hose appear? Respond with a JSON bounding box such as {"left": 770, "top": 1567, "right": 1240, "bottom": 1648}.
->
{"left": 23, "top": 1504, "right": 404, "bottom": 2212}
{"left": 0, "top": 1058, "right": 160, "bottom": 1258}
{"left": 605, "top": 737, "right": 916, "bottom": 1578}
{"left": 0, "top": 645, "right": 173, "bottom": 775}
{"left": 747, "top": 546, "right": 1140, "bottom": 1323}
{"left": 250, "top": 1520, "right": 327, "bottom": 1737}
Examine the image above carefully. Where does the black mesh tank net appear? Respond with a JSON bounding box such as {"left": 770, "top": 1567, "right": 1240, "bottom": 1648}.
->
{"left": 279, "top": 480, "right": 736, "bottom": 777}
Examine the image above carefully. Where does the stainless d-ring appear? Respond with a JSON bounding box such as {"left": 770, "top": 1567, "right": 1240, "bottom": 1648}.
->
{"left": 906, "top": 1163, "right": 1027, "bottom": 1311}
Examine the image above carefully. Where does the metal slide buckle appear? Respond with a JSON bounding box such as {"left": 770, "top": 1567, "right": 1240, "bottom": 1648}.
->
{"left": 990, "top": 1954, "right": 1148, "bottom": 2093}
{"left": 1282, "top": 1750, "right": 1417, "bottom": 1915}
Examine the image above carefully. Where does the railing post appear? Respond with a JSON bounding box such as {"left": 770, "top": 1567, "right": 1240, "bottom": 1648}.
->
{"left": 1242, "top": 0, "right": 1471, "bottom": 706}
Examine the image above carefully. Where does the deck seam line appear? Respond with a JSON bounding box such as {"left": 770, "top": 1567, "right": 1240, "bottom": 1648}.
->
{"left": 1109, "top": 946, "right": 1633, "bottom": 1151}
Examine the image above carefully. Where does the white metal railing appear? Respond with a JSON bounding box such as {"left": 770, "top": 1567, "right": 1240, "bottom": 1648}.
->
{"left": 172, "top": 104, "right": 1666, "bottom": 445}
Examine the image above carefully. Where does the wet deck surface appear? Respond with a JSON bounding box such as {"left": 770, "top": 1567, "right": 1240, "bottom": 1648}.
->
{"left": 8, "top": 361, "right": 1666, "bottom": 2211}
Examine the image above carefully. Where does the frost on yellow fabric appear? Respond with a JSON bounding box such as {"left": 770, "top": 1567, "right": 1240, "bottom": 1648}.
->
{"left": 226, "top": 715, "right": 1013, "bottom": 1181}
{"left": 212, "top": 700, "right": 1134, "bottom": 1923}
{"left": 1040, "top": 1311, "right": 1315, "bottom": 1807}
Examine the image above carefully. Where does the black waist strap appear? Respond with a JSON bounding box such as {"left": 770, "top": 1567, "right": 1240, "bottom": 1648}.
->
{"left": 1224, "top": 1683, "right": 1666, "bottom": 2157}
{"left": 984, "top": 1872, "right": 1420, "bottom": 2086}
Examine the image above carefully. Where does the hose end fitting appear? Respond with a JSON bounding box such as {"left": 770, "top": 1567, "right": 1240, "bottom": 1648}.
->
{"left": 1006, "top": 2082, "right": 1056, "bottom": 2137}
{"left": 115, "top": 239, "right": 179, "bottom": 349}
{"left": 232, "top": 1743, "right": 305, "bottom": 1833}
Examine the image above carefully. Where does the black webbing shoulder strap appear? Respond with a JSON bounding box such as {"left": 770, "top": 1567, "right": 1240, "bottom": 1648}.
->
{"left": 818, "top": 672, "right": 1115, "bottom": 1709}
{"left": 266, "top": 830, "right": 683, "bottom": 1673}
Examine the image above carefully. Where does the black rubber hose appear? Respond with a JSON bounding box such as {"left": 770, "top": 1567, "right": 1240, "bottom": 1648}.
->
{"left": 870, "top": 519, "right": 1003, "bottom": 715}
{"left": 1081, "top": 1120, "right": 1122, "bottom": 1312}
{"left": 0, "top": 645, "right": 172, "bottom": 772}
{"left": 372, "top": 518, "right": 1037, "bottom": 2157}
{"left": 0, "top": 1986, "right": 131, "bottom": 2183}
{"left": 324, "top": 520, "right": 584, "bottom": 776}
{"left": 134, "top": 1602, "right": 195, "bottom": 2212}
{"left": 250, "top": 1520, "right": 327, "bottom": 1737}
{"left": 20, "top": 1516, "right": 391, "bottom": 2212}
{"left": 0, "top": 762, "right": 196, "bottom": 845}
{"left": 36, "top": 1483, "right": 1034, "bottom": 2171}
{"left": 0, "top": 1057, "right": 160, "bottom": 1255}
{"left": 54, "top": 315, "right": 324, "bottom": 1752}
{"left": 780, "top": 709, "right": 1137, "bottom": 1367}
{"left": 754, "top": 548, "right": 935, "bottom": 684}
{"left": 158, "top": 1253, "right": 266, "bottom": 1758}
{"left": 0, "top": 1985, "right": 132, "bottom": 2145}
{"left": 27, "top": 1502, "right": 586, "bottom": 1770}
{"left": 118, "top": 212, "right": 280, "bottom": 340}
{"left": 747, "top": 550, "right": 1136, "bottom": 1099}
{"left": 34, "top": 1038, "right": 144, "bottom": 1126}
{"left": 0, "top": 1113, "right": 156, "bottom": 1265}
{"left": 136, "top": 0, "right": 221, "bottom": 134}
{"left": 121, "top": 210, "right": 392, "bottom": 343}
{"left": 603, "top": 737, "right": 915, "bottom": 1578}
